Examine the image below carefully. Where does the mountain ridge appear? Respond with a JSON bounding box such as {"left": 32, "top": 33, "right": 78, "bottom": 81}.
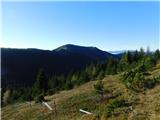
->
{"left": 54, "top": 44, "right": 116, "bottom": 60}
{"left": 1, "top": 44, "right": 119, "bottom": 89}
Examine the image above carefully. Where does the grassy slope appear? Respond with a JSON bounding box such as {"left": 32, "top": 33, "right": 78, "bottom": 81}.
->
{"left": 2, "top": 64, "right": 160, "bottom": 120}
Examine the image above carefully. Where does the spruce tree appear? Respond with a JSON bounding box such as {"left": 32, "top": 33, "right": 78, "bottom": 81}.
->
{"left": 139, "top": 47, "right": 145, "bottom": 59}
{"left": 97, "top": 70, "right": 105, "bottom": 80}
{"left": 78, "top": 71, "right": 89, "bottom": 84}
{"left": 65, "top": 72, "right": 74, "bottom": 90}
{"left": 125, "top": 51, "right": 132, "bottom": 64}
{"left": 70, "top": 73, "right": 78, "bottom": 85}
{"left": 32, "top": 69, "right": 48, "bottom": 97}
{"left": 92, "top": 66, "right": 98, "bottom": 79}
{"left": 154, "top": 49, "right": 160, "bottom": 61}
{"left": 133, "top": 50, "right": 139, "bottom": 62}
{"left": 48, "top": 75, "right": 59, "bottom": 95}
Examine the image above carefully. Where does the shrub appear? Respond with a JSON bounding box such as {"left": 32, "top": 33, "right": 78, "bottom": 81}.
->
{"left": 94, "top": 80, "right": 105, "bottom": 100}
{"left": 109, "top": 98, "right": 130, "bottom": 108}
{"left": 106, "top": 98, "right": 131, "bottom": 117}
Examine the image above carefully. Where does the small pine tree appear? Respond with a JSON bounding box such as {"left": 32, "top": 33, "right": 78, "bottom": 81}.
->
{"left": 125, "top": 51, "right": 132, "bottom": 64}
{"left": 65, "top": 72, "right": 74, "bottom": 90}
{"left": 85, "top": 63, "right": 95, "bottom": 80}
{"left": 94, "top": 80, "right": 105, "bottom": 100}
{"left": 32, "top": 69, "right": 48, "bottom": 98}
{"left": 3, "top": 89, "right": 11, "bottom": 105}
{"left": 92, "top": 66, "right": 98, "bottom": 79}
{"left": 48, "top": 75, "right": 59, "bottom": 94}
{"left": 154, "top": 49, "right": 160, "bottom": 61}
{"left": 143, "top": 56, "right": 154, "bottom": 69}
{"left": 132, "top": 72, "right": 145, "bottom": 91}
{"left": 70, "top": 73, "right": 78, "bottom": 85}
{"left": 78, "top": 71, "right": 89, "bottom": 85}
{"left": 133, "top": 50, "right": 139, "bottom": 62}
{"left": 139, "top": 47, "right": 145, "bottom": 59}
{"left": 97, "top": 70, "right": 105, "bottom": 80}
{"left": 65, "top": 80, "right": 73, "bottom": 90}
{"left": 107, "top": 58, "right": 115, "bottom": 67}
{"left": 118, "top": 51, "right": 132, "bottom": 71}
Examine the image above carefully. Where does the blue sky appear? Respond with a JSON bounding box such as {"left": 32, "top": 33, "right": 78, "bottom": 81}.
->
{"left": 1, "top": 1, "right": 159, "bottom": 51}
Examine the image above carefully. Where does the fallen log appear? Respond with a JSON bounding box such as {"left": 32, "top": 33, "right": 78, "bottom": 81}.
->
{"left": 42, "top": 101, "right": 53, "bottom": 111}
{"left": 79, "top": 109, "right": 92, "bottom": 115}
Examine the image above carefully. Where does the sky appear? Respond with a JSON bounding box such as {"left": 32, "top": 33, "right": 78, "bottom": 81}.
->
{"left": 1, "top": 1, "right": 160, "bottom": 51}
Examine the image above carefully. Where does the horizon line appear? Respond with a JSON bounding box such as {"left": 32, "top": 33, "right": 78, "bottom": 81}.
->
{"left": 1, "top": 44, "right": 158, "bottom": 52}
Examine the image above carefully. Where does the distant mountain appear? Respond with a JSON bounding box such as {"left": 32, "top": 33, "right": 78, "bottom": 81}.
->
{"left": 55, "top": 44, "right": 114, "bottom": 60}
{"left": 1, "top": 44, "right": 117, "bottom": 89}
{"left": 109, "top": 50, "right": 137, "bottom": 58}
{"left": 108, "top": 50, "right": 126, "bottom": 55}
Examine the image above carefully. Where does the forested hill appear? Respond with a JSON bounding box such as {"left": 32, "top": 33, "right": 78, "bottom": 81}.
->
{"left": 2, "top": 49, "right": 160, "bottom": 120}
{"left": 1, "top": 44, "right": 117, "bottom": 89}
